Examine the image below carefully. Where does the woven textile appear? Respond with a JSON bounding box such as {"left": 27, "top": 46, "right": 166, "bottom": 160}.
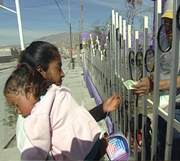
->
{"left": 106, "top": 131, "right": 130, "bottom": 161}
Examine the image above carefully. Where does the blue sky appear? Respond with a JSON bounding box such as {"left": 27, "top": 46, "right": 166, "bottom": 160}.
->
{"left": 0, "top": 0, "right": 154, "bottom": 47}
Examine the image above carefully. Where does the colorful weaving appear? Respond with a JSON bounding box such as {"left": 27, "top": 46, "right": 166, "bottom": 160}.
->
{"left": 106, "top": 131, "right": 130, "bottom": 161}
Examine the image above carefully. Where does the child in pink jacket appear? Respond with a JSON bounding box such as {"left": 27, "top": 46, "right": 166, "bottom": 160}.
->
{"left": 4, "top": 63, "right": 120, "bottom": 160}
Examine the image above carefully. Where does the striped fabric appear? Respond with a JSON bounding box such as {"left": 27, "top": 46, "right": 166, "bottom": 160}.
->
{"left": 106, "top": 131, "right": 130, "bottom": 161}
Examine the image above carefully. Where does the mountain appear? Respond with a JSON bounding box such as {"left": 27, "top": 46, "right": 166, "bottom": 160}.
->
{"left": 35, "top": 32, "right": 80, "bottom": 50}
{"left": 34, "top": 32, "right": 82, "bottom": 59}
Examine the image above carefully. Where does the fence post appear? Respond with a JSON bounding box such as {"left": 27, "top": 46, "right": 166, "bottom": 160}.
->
{"left": 111, "top": 9, "right": 116, "bottom": 95}
{"left": 107, "top": 28, "right": 111, "bottom": 97}
{"left": 141, "top": 16, "right": 148, "bottom": 160}
{"left": 123, "top": 19, "right": 128, "bottom": 134}
{"left": 127, "top": 24, "right": 133, "bottom": 155}
{"left": 165, "top": 0, "right": 180, "bottom": 159}
{"left": 118, "top": 15, "right": 123, "bottom": 132}
{"left": 151, "top": 0, "right": 161, "bottom": 159}
{"left": 114, "top": 11, "right": 119, "bottom": 132}
{"left": 110, "top": 9, "right": 116, "bottom": 129}
{"left": 134, "top": 30, "right": 139, "bottom": 160}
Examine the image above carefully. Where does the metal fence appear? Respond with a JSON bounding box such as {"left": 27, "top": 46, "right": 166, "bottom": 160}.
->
{"left": 83, "top": 0, "right": 180, "bottom": 160}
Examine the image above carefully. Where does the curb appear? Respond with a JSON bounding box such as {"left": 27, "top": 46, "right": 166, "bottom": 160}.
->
{"left": 0, "top": 66, "right": 15, "bottom": 71}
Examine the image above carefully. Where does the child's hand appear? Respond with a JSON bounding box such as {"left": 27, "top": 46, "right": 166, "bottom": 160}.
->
{"left": 102, "top": 93, "right": 121, "bottom": 113}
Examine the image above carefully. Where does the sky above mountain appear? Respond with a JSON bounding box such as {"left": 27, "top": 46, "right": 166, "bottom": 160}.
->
{"left": 0, "top": 0, "right": 154, "bottom": 47}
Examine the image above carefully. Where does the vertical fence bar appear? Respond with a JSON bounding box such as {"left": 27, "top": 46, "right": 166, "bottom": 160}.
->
{"left": 100, "top": 48, "right": 102, "bottom": 95}
{"left": 111, "top": 9, "right": 115, "bottom": 95}
{"left": 134, "top": 30, "right": 139, "bottom": 160}
{"left": 165, "top": 0, "right": 180, "bottom": 159}
{"left": 127, "top": 24, "right": 133, "bottom": 156}
{"left": 119, "top": 15, "right": 123, "bottom": 132}
{"left": 102, "top": 48, "right": 106, "bottom": 100}
{"left": 116, "top": 14, "right": 120, "bottom": 98}
{"left": 115, "top": 12, "right": 118, "bottom": 75}
{"left": 110, "top": 12, "right": 113, "bottom": 96}
{"left": 114, "top": 11, "right": 119, "bottom": 132}
{"left": 109, "top": 23, "right": 112, "bottom": 96}
{"left": 123, "top": 19, "right": 127, "bottom": 134}
{"left": 106, "top": 36, "right": 109, "bottom": 99}
{"left": 107, "top": 28, "right": 111, "bottom": 97}
{"left": 141, "top": 16, "right": 148, "bottom": 160}
{"left": 151, "top": 0, "right": 161, "bottom": 159}
{"left": 95, "top": 36, "right": 100, "bottom": 92}
{"left": 111, "top": 9, "right": 117, "bottom": 130}
{"left": 105, "top": 36, "right": 109, "bottom": 99}
{"left": 90, "top": 34, "right": 93, "bottom": 81}
{"left": 109, "top": 20, "right": 113, "bottom": 121}
{"left": 110, "top": 10, "right": 114, "bottom": 125}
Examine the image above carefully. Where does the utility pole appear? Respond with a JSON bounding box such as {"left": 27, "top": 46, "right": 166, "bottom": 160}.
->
{"left": 15, "top": 0, "right": 24, "bottom": 50}
{"left": 0, "top": 0, "right": 25, "bottom": 50}
{"left": 68, "top": 0, "right": 74, "bottom": 69}
{"left": 80, "top": 0, "right": 83, "bottom": 33}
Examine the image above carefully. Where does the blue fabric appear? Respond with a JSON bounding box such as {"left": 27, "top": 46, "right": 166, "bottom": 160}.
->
{"left": 157, "top": 109, "right": 180, "bottom": 160}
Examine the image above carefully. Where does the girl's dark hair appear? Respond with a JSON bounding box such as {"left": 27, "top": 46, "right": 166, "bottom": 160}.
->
{"left": 19, "top": 41, "right": 59, "bottom": 71}
{"left": 4, "top": 63, "right": 51, "bottom": 99}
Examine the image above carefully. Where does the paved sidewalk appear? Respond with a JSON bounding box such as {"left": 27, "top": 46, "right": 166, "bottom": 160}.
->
{"left": 0, "top": 61, "right": 17, "bottom": 71}
{"left": 62, "top": 64, "right": 93, "bottom": 106}
{"left": 0, "top": 61, "right": 108, "bottom": 160}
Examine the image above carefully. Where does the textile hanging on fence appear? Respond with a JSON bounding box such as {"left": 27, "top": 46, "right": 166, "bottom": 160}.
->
{"left": 83, "top": 64, "right": 114, "bottom": 134}
{"left": 106, "top": 131, "right": 130, "bottom": 161}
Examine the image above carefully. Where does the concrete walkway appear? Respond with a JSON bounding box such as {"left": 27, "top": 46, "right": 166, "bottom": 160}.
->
{"left": 0, "top": 61, "right": 108, "bottom": 160}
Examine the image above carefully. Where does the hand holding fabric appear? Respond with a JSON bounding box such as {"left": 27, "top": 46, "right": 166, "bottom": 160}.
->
{"left": 102, "top": 93, "right": 121, "bottom": 113}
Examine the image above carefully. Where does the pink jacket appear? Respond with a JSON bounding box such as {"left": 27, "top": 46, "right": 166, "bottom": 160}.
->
{"left": 22, "top": 84, "right": 102, "bottom": 160}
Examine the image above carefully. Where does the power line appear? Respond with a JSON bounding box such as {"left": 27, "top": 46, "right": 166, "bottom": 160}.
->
{"left": 4, "top": 0, "right": 69, "bottom": 26}
{"left": 16, "top": 0, "right": 63, "bottom": 9}
{"left": 0, "top": 8, "right": 68, "bottom": 33}
{"left": 0, "top": 18, "right": 68, "bottom": 34}
{"left": 0, "top": 33, "right": 17, "bottom": 45}
{"left": 54, "top": 0, "right": 69, "bottom": 25}
{"left": 0, "top": 19, "right": 17, "bottom": 27}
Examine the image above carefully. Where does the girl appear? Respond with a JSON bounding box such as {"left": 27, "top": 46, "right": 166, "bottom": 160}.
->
{"left": 16, "top": 41, "right": 121, "bottom": 159}
{"left": 4, "top": 63, "right": 120, "bottom": 160}
{"left": 19, "top": 41, "right": 120, "bottom": 118}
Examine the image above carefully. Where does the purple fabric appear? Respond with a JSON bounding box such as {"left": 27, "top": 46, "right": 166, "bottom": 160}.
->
{"left": 84, "top": 70, "right": 103, "bottom": 105}
{"left": 83, "top": 64, "right": 114, "bottom": 134}
{"left": 105, "top": 116, "right": 115, "bottom": 135}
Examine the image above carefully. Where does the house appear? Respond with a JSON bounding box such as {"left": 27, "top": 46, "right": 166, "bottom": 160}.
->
{"left": 0, "top": 47, "right": 19, "bottom": 63}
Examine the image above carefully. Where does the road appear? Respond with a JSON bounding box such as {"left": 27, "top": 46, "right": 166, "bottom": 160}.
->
{"left": 0, "top": 66, "right": 17, "bottom": 149}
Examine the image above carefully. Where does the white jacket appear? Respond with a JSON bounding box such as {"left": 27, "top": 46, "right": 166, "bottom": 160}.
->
{"left": 21, "top": 84, "right": 101, "bottom": 160}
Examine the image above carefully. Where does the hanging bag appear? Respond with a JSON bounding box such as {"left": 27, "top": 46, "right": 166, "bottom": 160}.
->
{"left": 106, "top": 131, "right": 130, "bottom": 161}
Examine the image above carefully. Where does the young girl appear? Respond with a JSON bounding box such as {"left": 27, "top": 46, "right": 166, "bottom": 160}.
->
{"left": 19, "top": 41, "right": 120, "bottom": 118}
{"left": 15, "top": 41, "right": 121, "bottom": 158}
{"left": 4, "top": 63, "right": 121, "bottom": 160}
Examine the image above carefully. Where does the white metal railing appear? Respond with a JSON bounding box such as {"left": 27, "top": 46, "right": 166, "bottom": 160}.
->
{"left": 83, "top": 0, "right": 180, "bottom": 160}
